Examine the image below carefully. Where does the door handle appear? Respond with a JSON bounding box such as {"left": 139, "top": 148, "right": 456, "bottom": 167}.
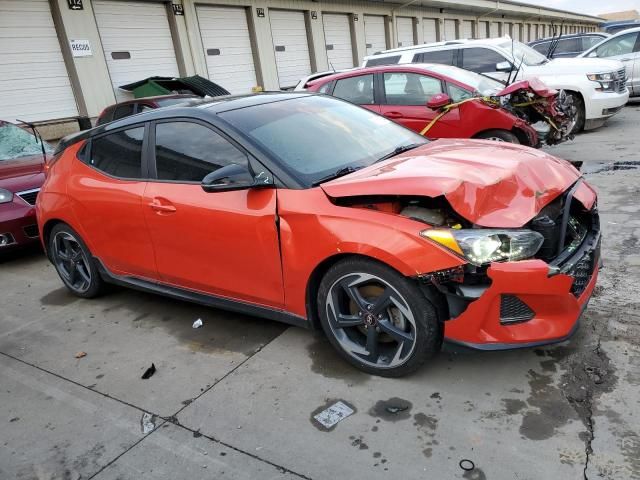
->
{"left": 148, "top": 199, "right": 176, "bottom": 213}
{"left": 384, "top": 111, "right": 404, "bottom": 119}
{"left": 620, "top": 58, "right": 632, "bottom": 62}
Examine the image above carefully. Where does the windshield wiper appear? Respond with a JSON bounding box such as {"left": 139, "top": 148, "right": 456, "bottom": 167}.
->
{"left": 375, "top": 143, "right": 423, "bottom": 163}
{"left": 312, "top": 166, "right": 362, "bottom": 186}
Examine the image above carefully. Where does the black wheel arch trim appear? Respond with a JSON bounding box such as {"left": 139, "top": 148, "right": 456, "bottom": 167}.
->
{"left": 93, "top": 257, "right": 309, "bottom": 329}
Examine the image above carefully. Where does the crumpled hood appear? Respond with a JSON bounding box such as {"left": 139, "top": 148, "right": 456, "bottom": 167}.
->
{"left": 321, "top": 139, "right": 597, "bottom": 228}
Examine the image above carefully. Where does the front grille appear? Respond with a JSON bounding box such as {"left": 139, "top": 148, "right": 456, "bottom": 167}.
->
{"left": 23, "top": 225, "right": 39, "bottom": 238}
{"left": 615, "top": 68, "right": 627, "bottom": 93}
{"left": 567, "top": 240, "right": 600, "bottom": 297}
{"left": 17, "top": 189, "right": 39, "bottom": 206}
{"left": 500, "top": 295, "right": 535, "bottom": 325}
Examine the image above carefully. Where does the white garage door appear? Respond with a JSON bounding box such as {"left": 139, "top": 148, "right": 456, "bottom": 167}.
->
{"left": 423, "top": 18, "right": 438, "bottom": 43}
{"left": 490, "top": 22, "right": 500, "bottom": 38}
{"left": 513, "top": 24, "right": 521, "bottom": 41}
{"left": 396, "top": 17, "right": 414, "bottom": 47}
{"left": 0, "top": 0, "right": 77, "bottom": 122}
{"left": 196, "top": 5, "right": 257, "bottom": 94}
{"left": 462, "top": 20, "right": 474, "bottom": 39}
{"left": 443, "top": 19, "right": 456, "bottom": 41}
{"left": 478, "top": 21, "right": 489, "bottom": 39}
{"left": 94, "top": 1, "right": 180, "bottom": 101}
{"left": 269, "top": 10, "right": 312, "bottom": 89}
{"left": 323, "top": 13, "right": 354, "bottom": 70}
{"left": 364, "top": 15, "right": 386, "bottom": 56}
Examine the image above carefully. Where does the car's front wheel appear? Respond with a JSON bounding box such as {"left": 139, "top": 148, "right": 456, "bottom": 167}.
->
{"left": 49, "top": 223, "right": 104, "bottom": 298}
{"left": 474, "top": 129, "right": 520, "bottom": 143}
{"left": 317, "top": 258, "right": 442, "bottom": 377}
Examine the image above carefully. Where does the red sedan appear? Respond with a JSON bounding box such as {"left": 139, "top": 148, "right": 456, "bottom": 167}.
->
{"left": 0, "top": 121, "right": 52, "bottom": 249}
{"left": 305, "top": 63, "right": 571, "bottom": 146}
{"left": 37, "top": 94, "right": 599, "bottom": 376}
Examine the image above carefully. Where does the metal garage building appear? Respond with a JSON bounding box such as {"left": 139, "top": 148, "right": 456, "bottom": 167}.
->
{"left": 0, "top": 0, "right": 603, "bottom": 131}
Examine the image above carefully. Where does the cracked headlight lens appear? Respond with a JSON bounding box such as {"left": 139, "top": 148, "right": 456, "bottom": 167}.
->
{"left": 0, "top": 188, "right": 13, "bottom": 204}
{"left": 421, "top": 229, "right": 544, "bottom": 266}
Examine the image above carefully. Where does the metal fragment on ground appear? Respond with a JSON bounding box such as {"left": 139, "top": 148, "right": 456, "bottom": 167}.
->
{"left": 192, "top": 318, "right": 203, "bottom": 329}
{"left": 313, "top": 401, "right": 355, "bottom": 429}
{"left": 141, "top": 412, "right": 155, "bottom": 434}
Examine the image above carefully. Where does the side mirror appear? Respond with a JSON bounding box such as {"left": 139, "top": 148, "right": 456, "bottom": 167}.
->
{"left": 496, "top": 61, "right": 513, "bottom": 72}
{"left": 427, "top": 93, "right": 452, "bottom": 110}
{"left": 201, "top": 163, "right": 274, "bottom": 193}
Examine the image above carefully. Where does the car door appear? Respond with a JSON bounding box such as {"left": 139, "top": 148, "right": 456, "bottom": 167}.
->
{"left": 330, "top": 73, "right": 380, "bottom": 114}
{"left": 586, "top": 31, "right": 640, "bottom": 94}
{"left": 69, "top": 125, "right": 158, "bottom": 279}
{"left": 378, "top": 71, "right": 459, "bottom": 137}
{"left": 142, "top": 119, "right": 284, "bottom": 308}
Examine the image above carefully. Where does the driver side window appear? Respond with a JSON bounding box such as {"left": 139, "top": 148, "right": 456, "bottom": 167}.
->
{"left": 154, "top": 122, "right": 247, "bottom": 182}
{"left": 594, "top": 32, "right": 639, "bottom": 57}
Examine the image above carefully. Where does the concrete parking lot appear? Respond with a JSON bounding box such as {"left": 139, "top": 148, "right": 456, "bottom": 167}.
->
{"left": 2, "top": 102, "right": 639, "bottom": 480}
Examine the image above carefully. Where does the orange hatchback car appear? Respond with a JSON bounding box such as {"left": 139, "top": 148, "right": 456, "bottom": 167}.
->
{"left": 38, "top": 93, "right": 600, "bottom": 376}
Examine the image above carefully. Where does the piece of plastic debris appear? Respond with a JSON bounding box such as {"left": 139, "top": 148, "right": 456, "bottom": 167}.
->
{"left": 313, "top": 401, "right": 355, "bottom": 429}
{"left": 385, "top": 405, "right": 408, "bottom": 414}
{"left": 459, "top": 459, "right": 475, "bottom": 471}
{"left": 141, "top": 363, "right": 156, "bottom": 379}
{"left": 192, "top": 318, "right": 203, "bottom": 329}
{"left": 75, "top": 351, "right": 87, "bottom": 359}
{"left": 141, "top": 412, "right": 155, "bottom": 434}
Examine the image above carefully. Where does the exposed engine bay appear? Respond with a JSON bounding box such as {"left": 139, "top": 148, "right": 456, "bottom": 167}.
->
{"left": 487, "top": 79, "right": 577, "bottom": 146}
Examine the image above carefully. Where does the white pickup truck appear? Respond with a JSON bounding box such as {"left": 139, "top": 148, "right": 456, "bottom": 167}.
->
{"left": 363, "top": 36, "right": 629, "bottom": 131}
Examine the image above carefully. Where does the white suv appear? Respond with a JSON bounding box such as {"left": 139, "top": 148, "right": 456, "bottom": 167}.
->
{"left": 363, "top": 36, "right": 629, "bottom": 131}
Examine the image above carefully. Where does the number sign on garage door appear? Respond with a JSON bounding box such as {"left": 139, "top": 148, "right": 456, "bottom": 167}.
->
{"left": 94, "top": 0, "right": 180, "bottom": 101}
{"left": 196, "top": 5, "right": 257, "bottom": 94}
{"left": 423, "top": 18, "right": 438, "bottom": 43}
{"left": 269, "top": 10, "right": 312, "bottom": 89}
{"left": 0, "top": 0, "right": 78, "bottom": 122}
{"left": 364, "top": 15, "right": 387, "bottom": 56}
{"left": 323, "top": 13, "right": 354, "bottom": 70}
{"left": 396, "top": 17, "right": 414, "bottom": 47}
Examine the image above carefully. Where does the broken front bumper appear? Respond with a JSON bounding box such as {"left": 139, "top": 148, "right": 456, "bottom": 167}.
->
{"left": 442, "top": 228, "right": 601, "bottom": 350}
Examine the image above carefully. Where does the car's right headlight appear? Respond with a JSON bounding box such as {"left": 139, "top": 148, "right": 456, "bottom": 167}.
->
{"left": 0, "top": 188, "right": 13, "bottom": 204}
{"left": 421, "top": 229, "right": 544, "bottom": 266}
{"left": 587, "top": 72, "right": 617, "bottom": 92}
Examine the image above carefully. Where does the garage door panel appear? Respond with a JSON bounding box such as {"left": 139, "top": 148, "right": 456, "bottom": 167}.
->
{"left": 0, "top": 0, "right": 77, "bottom": 122}
{"left": 423, "top": 18, "right": 438, "bottom": 43}
{"left": 462, "top": 20, "right": 473, "bottom": 38}
{"left": 197, "top": 5, "right": 257, "bottom": 94}
{"left": 396, "top": 17, "right": 414, "bottom": 47}
{"left": 444, "top": 19, "right": 456, "bottom": 40}
{"left": 364, "top": 15, "right": 386, "bottom": 56}
{"left": 270, "top": 10, "right": 312, "bottom": 89}
{"left": 94, "top": 0, "right": 180, "bottom": 101}
{"left": 323, "top": 13, "right": 354, "bottom": 70}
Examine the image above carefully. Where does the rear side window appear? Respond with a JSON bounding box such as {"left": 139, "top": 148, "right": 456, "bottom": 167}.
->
{"left": 112, "top": 104, "right": 136, "bottom": 121}
{"left": 414, "top": 49, "right": 456, "bottom": 66}
{"left": 154, "top": 122, "right": 247, "bottom": 182}
{"left": 333, "top": 74, "right": 375, "bottom": 105}
{"left": 532, "top": 42, "right": 550, "bottom": 55}
{"left": 461, "top": 48, "right": 505, "bottom": 73}
{"left": 554, "top": 38, "right": 581, "bottom": 54}
{"left": 365, "top": 55, "right": 401, "bottom": 66}
{"left": 582, "top": 36, "right": 603, "bottom": 49}
{"left": 90, "top": 127, "right": 144, "bottom": 179}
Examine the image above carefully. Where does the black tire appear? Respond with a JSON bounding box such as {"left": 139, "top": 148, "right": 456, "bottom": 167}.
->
{"left": 474, "top": 129, "right": 520, "bottom": 144}
{"left": 49, "top": 223, "right": 104, "bottom": 298}
{"left": 567, "top": 92, "right": 585, "bottom": 133}
{"left": 317, "top": 258, "right": 443, "bottom": 377}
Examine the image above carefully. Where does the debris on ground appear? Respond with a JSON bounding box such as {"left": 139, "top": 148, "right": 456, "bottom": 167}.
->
{"left": 385, "top": 405, "right": 409, "bottom": 415}
{"left": 313, "top": 401, "right": 355, "bottom": 430}
{"left": 192, "top": 318, "right": 203, "bottom": 329}
{"left": 141, "top": 412, "right": 156, "bottom": 434}
{"left": 74, "top": 351, "right": 87, "bottom": 359}
{"left": 141, "top": 363, "right": 156, "bottom": 379}
{"left": 459, "top": 459, "right": 475, "bottom": 471}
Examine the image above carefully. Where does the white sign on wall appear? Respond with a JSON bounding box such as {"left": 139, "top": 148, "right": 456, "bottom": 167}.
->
{"left": 70, "top": 39, "right": 92, "bottom": 57}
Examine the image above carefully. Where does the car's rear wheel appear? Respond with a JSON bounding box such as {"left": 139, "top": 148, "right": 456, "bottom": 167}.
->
{"left": 317, "top": 258, "right": 442, "bottom": 377}
{"left": 474, "top": 129, "right": 520, "bottom": 144}
{"left": 49, "top": 223, "right": 104, "bottom": 298}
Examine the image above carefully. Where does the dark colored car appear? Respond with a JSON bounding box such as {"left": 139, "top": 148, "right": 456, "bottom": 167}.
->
{"left": 0, "top": 121, "right": 52, "bottom": 249}
{"left": 95, "top": 94, "right": 199, "bottom": 126}
{"left": 39, "top": 93, "right": 600, "bottom": 376}
{"left": 529, "top": 33, "right": 609, "bottom": 58}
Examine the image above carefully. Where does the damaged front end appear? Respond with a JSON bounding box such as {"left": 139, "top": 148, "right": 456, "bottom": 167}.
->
{"left": 487, "top": 79, "right": 577, "bottom": 146}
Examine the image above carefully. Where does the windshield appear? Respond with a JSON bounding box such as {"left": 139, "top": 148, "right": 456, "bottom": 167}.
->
{"left": 426, "top": 65, "right": 503, "bottom": 94}
{"left": 497, "top": 40, "right": 548, "bottom": 66}
{"left": 0, "top": 123, "right": 53, "bottom": 161}
{"left": 220, "top": 95, "right": 427, "bottom": 187}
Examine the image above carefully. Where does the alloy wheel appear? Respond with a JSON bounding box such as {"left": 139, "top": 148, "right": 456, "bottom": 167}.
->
{"left": 325, "top": 273, "right": 418, "bottom": 369}
{"left": 52, "top": 231, "right": 92, "bottom": 293}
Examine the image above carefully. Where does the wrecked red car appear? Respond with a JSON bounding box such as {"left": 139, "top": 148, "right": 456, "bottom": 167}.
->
{"left": 305, "top": 63, "right": 575, "bottom": 147}
{"left": 38, "top": 93, "right": 598, "bottom": 377}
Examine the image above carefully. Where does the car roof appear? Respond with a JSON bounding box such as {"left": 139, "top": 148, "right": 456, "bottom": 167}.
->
{"left": 530, "top": 32, "right": 608, "bottom": 43}
{"left": 606, "top": 25, "right": 640, "bottom": 36}
{"left": 106, "top": 94, "right": 199, "bottom": 107}
{"left": 368, "top": 36, "right": 510, "bottom": 57}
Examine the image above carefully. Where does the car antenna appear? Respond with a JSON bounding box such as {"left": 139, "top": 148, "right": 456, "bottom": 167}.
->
{"left": 329, "top": 61, "right": 336, "bottom": 72}
{"left": 548, "top": 21, "right": 564, "bottom": 59}
{"left": 16, "top": 119, "right": 47, "bottom": 164}
{"left": 506, "top": 37, "right": 516, "bottom": 85}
